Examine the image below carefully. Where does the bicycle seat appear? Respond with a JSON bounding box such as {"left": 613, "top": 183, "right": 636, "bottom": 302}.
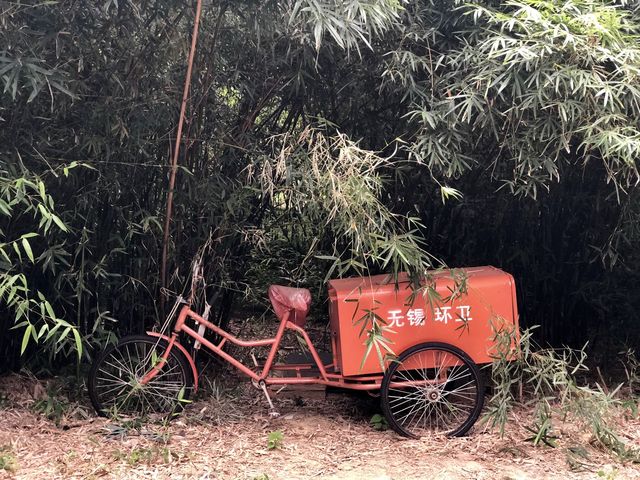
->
{"left": 268, "top": 285, "right": 312, "bottom": 327}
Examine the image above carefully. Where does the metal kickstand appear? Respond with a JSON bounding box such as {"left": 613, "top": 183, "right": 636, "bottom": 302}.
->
{"left": 258, "top": 380, "right": 280, "bottom": 418}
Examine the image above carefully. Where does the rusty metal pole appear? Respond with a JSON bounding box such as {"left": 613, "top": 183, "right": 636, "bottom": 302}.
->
{"left": 160, "top": 0, "right": 204, "bottom": 312}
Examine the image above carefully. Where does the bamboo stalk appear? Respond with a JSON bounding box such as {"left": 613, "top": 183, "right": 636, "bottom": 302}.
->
{"left": 160, "top": 0, "right": 204, "bottom": 314}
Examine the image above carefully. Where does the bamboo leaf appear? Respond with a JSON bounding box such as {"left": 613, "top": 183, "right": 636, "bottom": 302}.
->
{"left": 21, "top": 324, "right": 33, "bottom": 355}
{"left": 21, "top": 237, "right": 34, "bottom": 263}
{"left": 72, "top": 328, "right": 83, "bottom": 359}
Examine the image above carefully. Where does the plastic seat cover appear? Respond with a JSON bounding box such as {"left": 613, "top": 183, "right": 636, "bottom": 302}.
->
{"left": 268, "top": 285, "right": 312, "bottom": 327}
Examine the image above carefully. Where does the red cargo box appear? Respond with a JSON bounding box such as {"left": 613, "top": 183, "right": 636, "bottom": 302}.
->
{"left": 328, "top": 266, "right": 519, "bottom": 377}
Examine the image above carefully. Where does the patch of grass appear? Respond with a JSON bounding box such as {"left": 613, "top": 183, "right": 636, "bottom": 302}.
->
{"left": 0, "top": 445, "right": 17, "bottom": 472}
{"left": 266, "top": 430, "right": 283, "bottom": 450}
{"left": 596, "top": 467, "right": 619, "bottom": 480}
{"left": 112, "top": 446, "right": 173, "bottom": 466}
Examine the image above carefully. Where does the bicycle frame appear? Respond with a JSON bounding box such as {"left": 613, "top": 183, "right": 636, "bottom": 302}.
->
{"left": 142, "top": 304, "right": 385, "bottom": 391}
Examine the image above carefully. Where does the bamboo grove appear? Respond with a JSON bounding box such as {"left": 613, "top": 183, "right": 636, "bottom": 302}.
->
{"left": 0, "top": 0, "right": 639, "bottom": 370}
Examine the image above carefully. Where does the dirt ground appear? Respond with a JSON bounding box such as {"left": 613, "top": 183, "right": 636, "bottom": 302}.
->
{"left": 0, "top": 372, "right": 639, "bottom": 480}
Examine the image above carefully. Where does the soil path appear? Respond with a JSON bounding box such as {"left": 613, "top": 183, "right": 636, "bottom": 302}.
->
{"left": 0, "top": 375, "right": 639, "bottom": 479}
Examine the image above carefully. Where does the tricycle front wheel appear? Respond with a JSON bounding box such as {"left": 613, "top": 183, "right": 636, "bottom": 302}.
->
{"left": 88, "top": 334, "right": 194, "bottom": 419}
{"left": 381, "top": 342, "right": 484, "bottom": 438}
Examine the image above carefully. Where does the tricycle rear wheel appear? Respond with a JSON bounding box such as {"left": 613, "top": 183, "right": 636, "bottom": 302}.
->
{"left": 381, "top": 342, "right": 483, "bottom": 438}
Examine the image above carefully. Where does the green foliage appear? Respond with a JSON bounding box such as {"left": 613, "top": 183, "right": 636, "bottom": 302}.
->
{"left": 486, "top": 324, "right": 640, "bottom": 461}
{"left": 170, "top": 386, "right": 192, "bottom": 417}
{"left": 266, "top": 430, "right": 284, "bottom": 450}
{"left": 370, "top": 413, "right": 388, "bottom": 431}
{"left": 524, "top": 411, "right": 558, "bottom": 448}
{"left": 381, "top": 0, "right": 640, "bottom": 347}
{"left": 289, "top": 0, "right": 402, "bottom": 52}
{"left": 597, "top": 467, "right": 620, "bottom": 480}
{"left": 0, "top": 162, "right": 85, "bottom": 360}
{"left": 113, "top": 446, "right": 173, "bottom": 466}
{"left": 261, "top": 127, "right": 435, "bottom": 280}
{"left": 393, "top": 0, "right": 640, "bottom": 196}
{"left": 32, "top": 388, "right": 70, "bottom": 426}
{"left": 0, "top": 445, "right": 16, "bottom": 473}
{"left": 0, "top": 0, "right": 638, "bottom": 370}
{"left": 621, "top": 348, "right": 640, "bottom": 394}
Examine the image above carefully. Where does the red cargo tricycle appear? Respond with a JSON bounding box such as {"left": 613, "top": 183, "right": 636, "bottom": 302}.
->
{"left": 88, "top": 266, "right": 518, "bottom": 438}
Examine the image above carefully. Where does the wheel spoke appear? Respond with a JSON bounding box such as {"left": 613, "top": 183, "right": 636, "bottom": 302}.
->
{"left": 95, "top": 368, "right": 128, "bottom": 385}
{"left": 95, "top": 382, "right": 128, "bottom": 395}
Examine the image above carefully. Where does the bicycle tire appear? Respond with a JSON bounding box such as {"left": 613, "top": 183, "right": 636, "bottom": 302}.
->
{"left": 381, "top": 342, "right": 484, "bottom": 438}
{"left": 88, "top": 334, "right": 193, "bottom": 419}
